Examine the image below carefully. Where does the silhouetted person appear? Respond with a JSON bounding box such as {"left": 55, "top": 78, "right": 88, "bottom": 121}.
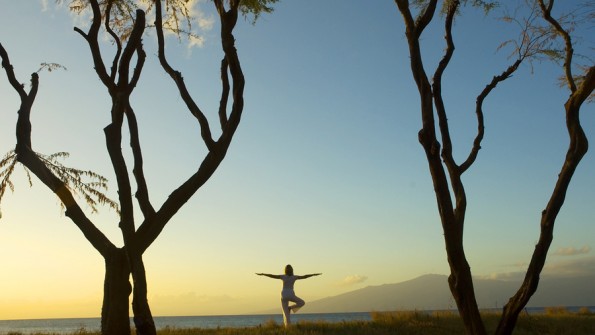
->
{"left": 256, "top": 264, "right": 322, "bottom": 327}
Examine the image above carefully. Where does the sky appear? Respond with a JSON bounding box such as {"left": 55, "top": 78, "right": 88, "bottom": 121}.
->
{"left": 0, "top": 0, "right": 594, "bottom": 320}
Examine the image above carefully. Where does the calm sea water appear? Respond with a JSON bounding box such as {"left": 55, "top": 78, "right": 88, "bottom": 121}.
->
{"left": 0, "top": 312, "right": 371, "bottom": 334}
{"left": 1, "top": 307, "right": 593, "bottom": 334}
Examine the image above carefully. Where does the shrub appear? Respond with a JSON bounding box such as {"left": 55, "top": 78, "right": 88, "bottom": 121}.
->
{"left": 544, "top": 306, "right": 570, "bottom": 316}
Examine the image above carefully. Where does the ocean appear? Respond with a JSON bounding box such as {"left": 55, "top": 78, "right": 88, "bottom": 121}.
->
{"left": 0, "top": 312, "right": 371, "bottom": 334}
{"left": 1, "top": 307, "right": 593, "bottom": 334}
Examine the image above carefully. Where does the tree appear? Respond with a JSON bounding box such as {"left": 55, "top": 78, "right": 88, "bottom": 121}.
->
{"left": 495, "top": 1, "right": 594, "bottom": 333}
{"left": 1, "top": 0, "right": 277, "bottom": 334}
{"left": 393, "top": 0, "right": 593, "bottom": 334}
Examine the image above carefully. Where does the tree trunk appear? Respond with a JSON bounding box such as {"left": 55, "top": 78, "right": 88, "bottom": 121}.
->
{"left": 131, "top": 254, "right": 157, "bottom": 335}
{"left": 494, "top": 85, "right": 590, "bottom": 335}
{"left": 446, "top": 246, "right": 486, "bottom": 335}
{"left": 102, "top": 248, "right": 132, "bottom": 335}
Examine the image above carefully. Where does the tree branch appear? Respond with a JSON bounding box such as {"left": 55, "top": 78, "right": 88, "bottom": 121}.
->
{"left": 432, "top": 0, "right": 459, "bottom": 174}
{"left": 218, "top": 57, "right": 230, "bottom": 129}
{"left": 105, "top": 0, "right": 123, "bottom": 83}
{"left": 137, "top": 0, "right": 247, "bottom": 253}
{"left": 414, "top": 0, "right": 439, "bottom": 37}
{"left": 136, "top": 150, "right": 225, "bottom": 253}
{"left": 495, "top": 3, "right": 592, "bottom": 333}
{"left": 460, "top": 58, "right": 522, "bottom": 173}
{"left": 538, "top": 0, "right": 576, "bottom": 92}
{"left": 125, "top": 106, "right": 155, "bottom": 219}
{"left": 17, "top": 149, "right": 117, "bottom": 257}
{"left": 0, "top": 43, "right": 27, "bottom": 100}
{"left": 394, "top": 0, "right": 416, "bottom": 35}
{"left": 104, "top": 120, "right": 135, "bottom": 238}
{"left": 217, "top": 0, "right": 244, "bottom": 146}
{"left": 1, "top": 43, "right": 115, "bottom": 257}
{"left": 129, "top": 43, "right": 146, "bottom": 92}
{"left": 570, "top": 65, "right": 595, "bottom": 107}
{"left": 76, "top": 0, "right": 114, "bottom": 91}
{"left": 118, "top": 9, "right": 145, "bottom": 91}
{"left": 154, "top": 0, "right": 216, "bottom": 151}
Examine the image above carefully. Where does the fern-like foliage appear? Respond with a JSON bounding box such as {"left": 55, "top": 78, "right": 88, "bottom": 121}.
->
{"left": 0, "top": 150, "right": 119, "bottom": 219}
{"left": 37, "top": 62, "right": 68, "bottom": 73}
{"left": 0, "top": 151, "right": 19, "bottom": 219}
{"left": 36, "top": 151, "right": 120, "bottom": 214}
{"left": 61, "top": 0, "right": 278, "bottom": 42}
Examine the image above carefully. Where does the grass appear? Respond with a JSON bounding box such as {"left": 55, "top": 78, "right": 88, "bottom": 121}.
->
{"left": 4, "top": 307, "right": 594, "bottom": 335}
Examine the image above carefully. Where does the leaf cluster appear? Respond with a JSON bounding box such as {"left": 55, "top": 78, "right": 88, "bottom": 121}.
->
{"left": 36, "top": 62, "right": 68, "bottom": 73}
{"left": 0, "top": 150, "right": 119, "bottom": 220}
{"left": 237, "top": 0, "right": 280, "bottom": 23}
{"left": 410, "top": 0, "right": 498, "bottom": 16}
{"left": 497, "top": 3, "right": 560, "bottom": 69}
{"left": 60, "top": 0, "right": 278, "bottom": 43}
{"left": 498, "top": 0, "right": 594, "bottom": 102}
{"left": 37, "top": 151, "right": 120, "bottom": 214}
{"left": 62, "top": 0, "right": 139, "bottom": 41}
{"left": 0, "top": 151, "right": 24, "bottom": 219}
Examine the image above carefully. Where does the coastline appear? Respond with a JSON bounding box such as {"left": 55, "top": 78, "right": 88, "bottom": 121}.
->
{"left": 1, "top": 307, "right": 594, "bottom": 335}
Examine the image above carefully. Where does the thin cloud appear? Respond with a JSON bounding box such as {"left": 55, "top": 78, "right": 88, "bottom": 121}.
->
{"left": 477, "top": 256, "right": 595, "bottom": 281}
{"left": 40, "top": 0, "right": 49, "bottom": 12}
{"left": 338, "top": 275, "right": 368, "bottom": 286}
{"left": 542, "top": 256, "right": 595, "bottom": 277}
{"left": 157, "top": 0, "right": 214, "bottom": 49}
{"left": 196, "top": 10, "right": 215, "bottom": 31}
{"left": 476, "top": 271, "right": 525, "bottom": 281}
{"left": 475, "top": 262, "right": 528, "bottom": 281}
{"left": 553, "top": 246, "right": 591, "bottom": 256}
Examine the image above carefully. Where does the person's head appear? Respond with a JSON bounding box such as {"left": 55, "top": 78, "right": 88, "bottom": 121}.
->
{"left": 285, "top": 264, "right": 294, "bottom": 276}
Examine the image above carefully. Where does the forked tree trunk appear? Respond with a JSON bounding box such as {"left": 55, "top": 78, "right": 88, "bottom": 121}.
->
{"left": 422, "top": 131, "right": 487, "bottom": 335}
{"left": 102, "top": 248, "right": 132, "bottom": 335}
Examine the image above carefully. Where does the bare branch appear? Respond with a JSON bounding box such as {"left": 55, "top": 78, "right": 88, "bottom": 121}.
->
{"left": 76, "top": 0, "right": 114, "bottom": 91}
{"left": 125, "top": 106, "right": 155, "bottom": 219}
{"left": 1, "top": 42, "right": 115, "bottom": 256}
{"left": 105, "top": 0, "right": 123, "bottom": 82}
{"left": 460, "top": 58, "right": 522, "bottom": 173}
{"left": 395, "top": 0, "right": 417, "bottom": 35}
{"left": 154, "top": 0, "right": 216, "bottom": 151}
{"left": 0, "top": 42, "right": 28, "bottom": 100}
{"left": 137, "top": 0, "right": 247, "bottom": 253}
{"left": 218, "top": 58, "right": 230, "bottom": 129}
{"left": 118, "top": 9, "right": 145, "bottom": 90}
{"left": 538, "top": 0, "right": 576, "bottom": 91}
{"left": 414, "top": 0, "right": 439, "bottom": 37}
{"left": 570, "top": 65, "right": 595, "bottom": 107}
{"left": 432, "top": 0, "right": 459, "bottom": 174}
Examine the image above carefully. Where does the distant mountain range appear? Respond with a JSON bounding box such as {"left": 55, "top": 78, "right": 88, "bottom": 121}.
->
{"left": 296, "top": 274, "right": 595, "bottom": 313}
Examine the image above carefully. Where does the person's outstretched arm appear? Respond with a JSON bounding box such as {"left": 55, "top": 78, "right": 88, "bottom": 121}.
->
{"left": 296, "top": 273, "right": 322, "bottom": 280}
{"left": 256, "top": 273, "right": 282, "bottom": 279}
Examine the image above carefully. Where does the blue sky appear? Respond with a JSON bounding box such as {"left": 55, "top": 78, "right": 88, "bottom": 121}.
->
{"left": 0, "top": 0, "right": 593, "bottom": 319}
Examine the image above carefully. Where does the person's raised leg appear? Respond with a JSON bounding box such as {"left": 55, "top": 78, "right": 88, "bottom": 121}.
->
{"left": 290, "top": 296, "right": 305, "bottom": 313}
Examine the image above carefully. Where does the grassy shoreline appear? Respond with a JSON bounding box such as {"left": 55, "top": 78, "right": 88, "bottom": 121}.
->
{"left": 4, "top": 308, "right": 594, "bottom": 335}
